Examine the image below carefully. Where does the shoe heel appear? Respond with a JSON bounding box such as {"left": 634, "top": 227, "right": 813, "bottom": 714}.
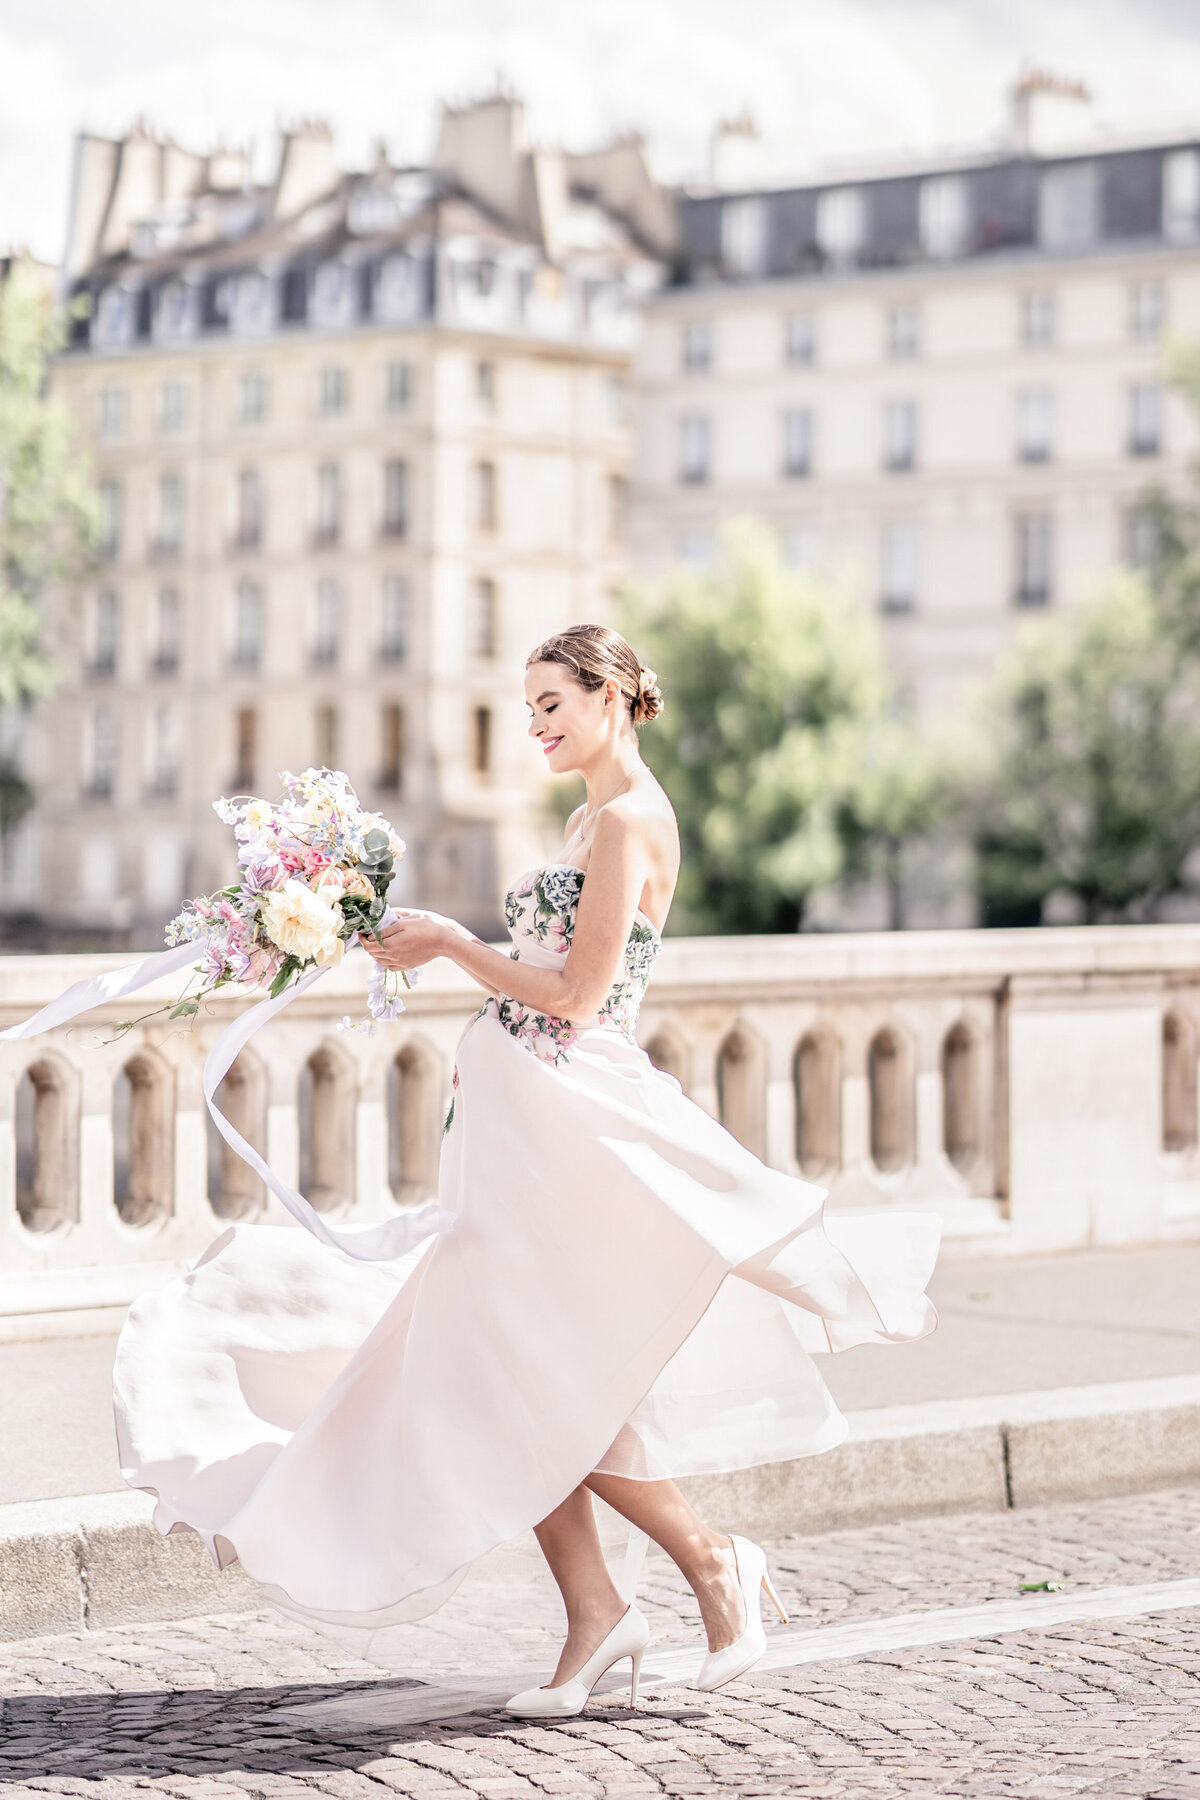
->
{"left": 761, "top": 1569, "right": 789, "bottom": 1624}
{"left": 628, "top": 1645, "right": 644, "bottom": 1708}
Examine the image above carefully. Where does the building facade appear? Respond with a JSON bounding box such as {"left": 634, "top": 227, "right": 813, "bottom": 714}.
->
{"left": 630, "top": 103, "right": 1200, "bottom": 723}
{"left": 8, "top": 97, "right": 671, "bottom": 944}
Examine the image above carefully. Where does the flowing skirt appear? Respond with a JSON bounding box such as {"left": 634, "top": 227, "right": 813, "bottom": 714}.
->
{"left": 114, "top": 1011, "right": 939, "bottom": 1637}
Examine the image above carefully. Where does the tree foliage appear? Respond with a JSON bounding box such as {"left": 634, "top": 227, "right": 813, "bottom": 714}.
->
{"left": 974, "top": 571, "right": 1200, "bottom": 923}
{"left": 623, "top": 521, "right": 944, "bottom": 933}
{"left": 0, "top": 259, "right": 100, "bottom": 836}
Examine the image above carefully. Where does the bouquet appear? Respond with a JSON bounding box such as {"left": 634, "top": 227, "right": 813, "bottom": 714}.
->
{"left": 162, "top": 767, "right": 411, "bottom": 1030}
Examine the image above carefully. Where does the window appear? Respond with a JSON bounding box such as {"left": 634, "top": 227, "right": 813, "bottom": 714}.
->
{"left": 237, "top": 372, "right": 268, "bottom": 425}
{"left": 721, "top": 197, "right": 768, "bottom": 277}
{"left": 155, "top": 474, "right": 184, "bottom": 556}
{"left": 152, "top": 588, "right": 180, "bottom": 674}
{"left": 683, "top": 321, "right": 712, "bottom": 373}
{"left": 471, "top": 577, "right": 497, "bottom": 658}
{"left": 85, "top": 706, "right": 119, "bottom": 797}
{"left": 475, "top": 359, "right": 496, "bottom": 408}
{"left": 783, "top": 407, "right": 813, "bottom": 478}
{"left": 232, "top": 581, "right": 263, "bottom": 668}
{"left": 158, "top": 380, "right": 187, "bottom": 433}
{"left": 607, "top": 472, "right": 627, "bottom": 542}
{"left": 315, "top": 704, "right": 339, "bottom": 767}
{"left": 1015, "top": 512, "right": 1053, "bottom": 607}
{"left": 881, "top": 522, "right": 919, "bottom": 613}
{"left": 318, "top": 366, "right": 349, "bottom": 416}
{"left": 888, "top": 303, "right": 919, "bottom": 359}
{"left": 471, "top": 460, "right": 497, "bottom": 533}
{"left": 679, "top": 414, "right": 710, "bottom": 483}
{"left": 235, "top": 467, "right": 263, "bottom": 549}
{"left": 385, "top": 360, "right": 412, "bottom": 411}
{"left": 383, "top": 458, "right": 409, "bottom": 538}
{"left": 1163, "top": 148, "right": 1200, "bottom": 243}
{"left": 1129, "top": 380, "right": 1162, "bottom": 456}
{"left": 315, "top": 461, "right": 341, "bottom": 544}
{"left": 98, "top": 478, "right": 122, "bottom": 558}
{"left": 98, "top": 386, "right": 126, "bottom": 440}
{"left": 607, "top": 373, "right": 628, "bottom": 427}
{"left": 90, "top": 590, "right": 119, "bottom": 675}
{"left": 471, "top": 705, "right": 492, "bottom": 776}
{"left": 1131, "top": 279, "right": 1164, "bottom": 340}
{"left": 1125, "top": 503, "right": 1161, "bottom": 568}
{"left": 1038, "top": 161, "right": 1099, "bottom": 249}
{"left": 1017, "top": 388, "right": 1055, "bottom": 462}
{"left": 816, "top": 186, "right": 865, "bottom": 266}
{"left": 919, "top": 173, "right": 969, "bottom": 259}
{"left": 1021, "top": 290, "right": 1055, "bottom": 347}
{"left": 883, "top": 400, "right": 918, "bottom": 471}
{"left": 379, "top": 703, "right": 405, "bottom": 792}
{"left": 380, "top": 574, "right": 409, "bottom": 661}
{"left": 147, "top": 703, "right": 178, "bottom": 796}
{"left": 312, "top": 578, "right": 340, "bottom": 666}
{"left": 785, "top": 312, "right": 815, "bottom": 365}
{"left": 233, "top": 707, "right": 257, "bottom": 788}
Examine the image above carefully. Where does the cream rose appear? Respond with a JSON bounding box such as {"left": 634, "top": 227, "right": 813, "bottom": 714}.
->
{"left": 260, "top": 880, "right": 344, "bottom": 966}
{"left": 314, "top": 865, "right": 374, "bottom": 903}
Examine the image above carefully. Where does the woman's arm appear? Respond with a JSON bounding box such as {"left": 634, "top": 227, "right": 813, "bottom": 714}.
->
{"left": 361, "top": 806, "right": 648, "bottom": 1023}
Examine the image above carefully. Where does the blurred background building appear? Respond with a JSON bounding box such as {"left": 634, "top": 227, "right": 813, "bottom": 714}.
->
{"left": 5, "top": 93, "right": 670, "bottom": 943}
{"left": 632, "top": 72, "right": 1200, "bottom": 718}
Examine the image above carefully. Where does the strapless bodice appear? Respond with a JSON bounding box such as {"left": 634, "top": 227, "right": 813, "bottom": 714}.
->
{"left": 484, "top": 864, "right": 661, "bottom": 1066}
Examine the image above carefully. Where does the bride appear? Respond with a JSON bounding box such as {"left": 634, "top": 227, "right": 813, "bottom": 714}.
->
{"left": 115, "top": 623, "right": 939, "bottom": 1717}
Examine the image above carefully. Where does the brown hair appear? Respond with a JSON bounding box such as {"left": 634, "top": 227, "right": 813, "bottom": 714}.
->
{"left": 526, "top": 623, "right": 664, "bottom": 724}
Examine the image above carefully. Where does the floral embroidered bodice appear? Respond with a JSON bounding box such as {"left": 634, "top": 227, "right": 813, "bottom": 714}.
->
{"left": 482, "top": 864, "right": 662, "bottom": 1067}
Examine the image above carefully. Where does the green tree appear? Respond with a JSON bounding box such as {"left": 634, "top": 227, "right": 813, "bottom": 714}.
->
{"left": 623, "top": 520, "right": 937, "bottom": 933}
{"left": 838, "top": 716, "right": 957, "bottom": 930}
{"left": 0, "top": 259, "right": 100, "bottom": 842}
{"left": 974, "top": 572, "right": 1200, "bottom": 923}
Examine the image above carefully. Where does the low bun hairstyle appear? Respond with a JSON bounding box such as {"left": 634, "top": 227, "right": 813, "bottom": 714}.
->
{"left": 526, "top": 623, "right": 664, "bottom": 724}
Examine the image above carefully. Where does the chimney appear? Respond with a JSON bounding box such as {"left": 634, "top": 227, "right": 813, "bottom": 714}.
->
{"left": 432, "top": 90, "right": 529, "bottom": 226}
{"left": 709, "top": 111, "right": 764, "bottom": 191}
{"left": 1009, "top": 67, "right": 1094, "bottom": 156}
{"left": 273, "top": 121, "right": 338, "bottom": 221}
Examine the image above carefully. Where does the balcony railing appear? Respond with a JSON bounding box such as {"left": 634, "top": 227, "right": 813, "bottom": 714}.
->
{"left": 1, "top": 924, "right": 1199, "bottom": 1336}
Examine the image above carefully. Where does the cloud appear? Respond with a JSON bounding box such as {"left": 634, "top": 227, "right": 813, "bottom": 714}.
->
{"left": 1, "top": 0, "right": 1198, "bottom": 260}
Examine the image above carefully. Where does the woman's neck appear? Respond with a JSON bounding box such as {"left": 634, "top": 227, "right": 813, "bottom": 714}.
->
{"left": 581, "top": 743, "right": 641, "bottom": 815}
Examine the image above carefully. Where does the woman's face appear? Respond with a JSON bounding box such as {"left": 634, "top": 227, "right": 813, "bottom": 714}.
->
{"left": 525, "top": 661, "right": 614, "bottom": 774}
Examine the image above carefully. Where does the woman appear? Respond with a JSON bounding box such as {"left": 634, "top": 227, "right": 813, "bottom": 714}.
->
{"left": 115, "top": 624, "right": 939, "bottom": 1716}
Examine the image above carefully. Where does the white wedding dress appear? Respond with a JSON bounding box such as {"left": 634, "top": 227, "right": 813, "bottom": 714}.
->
{"left": 115, "top": 864, "right": 939, "bottom": 1640}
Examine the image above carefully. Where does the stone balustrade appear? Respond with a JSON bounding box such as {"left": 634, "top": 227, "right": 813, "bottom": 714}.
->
{"left": 1, "top": 924, "right": 1199, "bottom": 1338}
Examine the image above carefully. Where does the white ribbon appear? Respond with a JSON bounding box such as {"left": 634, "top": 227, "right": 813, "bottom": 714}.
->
{"left": 0, "top": 943, "right": 454, "bottom": 1264}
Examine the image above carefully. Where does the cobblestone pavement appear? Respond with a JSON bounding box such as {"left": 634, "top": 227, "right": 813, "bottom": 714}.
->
{"left": 2, "top": 1488, "right": 1198, "bottom": 1799}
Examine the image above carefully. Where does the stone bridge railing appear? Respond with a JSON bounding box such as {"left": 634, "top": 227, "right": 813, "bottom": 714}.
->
{"left": 2, "top": 925, "right": 1199, "bottom": 1337}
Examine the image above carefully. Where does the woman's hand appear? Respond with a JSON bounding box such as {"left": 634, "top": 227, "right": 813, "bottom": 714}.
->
{"left": 359, "top": 910, "right": 460, "bottom": 972}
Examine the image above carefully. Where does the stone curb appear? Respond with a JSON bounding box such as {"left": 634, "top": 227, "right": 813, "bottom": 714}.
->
{"left": 3, "top": 1374, "right": 1199, "bottom": 1644}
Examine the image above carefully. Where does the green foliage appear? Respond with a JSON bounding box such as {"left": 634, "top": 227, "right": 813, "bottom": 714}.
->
{"left": 623, "top": 520, "right": 942, "bottom": 933}
{"left": 0, "top": 260, "right": 100, "bottom": 715}
{"left": 974, "top": 572, "right": 1200, "bottom": 923}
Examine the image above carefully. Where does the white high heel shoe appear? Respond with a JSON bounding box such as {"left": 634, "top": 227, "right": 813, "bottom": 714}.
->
{"left": 504, "top": 1605, "right": 651, "bottom": 1718}
{"left": 694, "top": 1535, "right": 789, "bottom": 1692}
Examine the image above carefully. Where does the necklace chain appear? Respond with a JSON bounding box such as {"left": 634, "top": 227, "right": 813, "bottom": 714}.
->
{"left": 577, "top": 775, "right": 633, "bottom": 838}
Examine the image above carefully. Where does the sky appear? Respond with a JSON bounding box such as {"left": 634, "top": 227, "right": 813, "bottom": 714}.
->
{"left": 3, "top": 0, "right": 1200, "bottom": 261}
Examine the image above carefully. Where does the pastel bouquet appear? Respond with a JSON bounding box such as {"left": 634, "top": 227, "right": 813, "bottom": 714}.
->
{"left": 163, "top": 767, "right": 411, "bottom": 1029}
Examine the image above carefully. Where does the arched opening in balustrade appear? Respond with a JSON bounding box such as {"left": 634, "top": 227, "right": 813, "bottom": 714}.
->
{"left": 112, "top": 1051, "right": 174, "bottom": 1227}
{"left": 14, "top": 1056, "right": 78, "bottom": 1234}
{"left": 645, "top": 1029, "right": 688, "bottom": 1093}
{"left": 868, "top": 1026, "right": 913, "bottom": 1175}
{"left": 716, "top": 1026, "right": 766, "bottom": 1160}
{"left": 1162, "top": 1009, "right": 1198, "bottom": 1153}
{"left": 206, "top": 1049, "right": 267, "bottom": 1220}
{"left": 298, "top": 1040, "right": 356, "bottom": 1213}
{"left": 793, "top": 1030, "right": 840, "bottom": 1179}
{"left": 387, "top": 1040, "right": 441, "bottom": 1205}
{"left": 941, "top": 1021, "right": 980, "bottom": 1173}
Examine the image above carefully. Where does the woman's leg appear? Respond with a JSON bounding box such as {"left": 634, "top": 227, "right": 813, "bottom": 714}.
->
{"left": 533, "top": 1484, "right": 629, "bottom": 1686}
{"left": 586, "top": 1472, "right": 745, "bottom": 1652}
